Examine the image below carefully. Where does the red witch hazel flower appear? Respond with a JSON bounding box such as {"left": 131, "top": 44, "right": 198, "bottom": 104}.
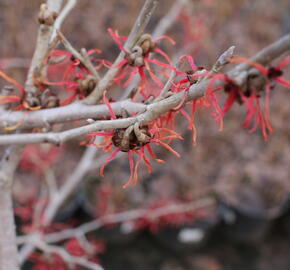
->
{"left": 135, "top": 199, "right": 209, "bottom": 233}
{"left": 86, "top": 92, "right": 182, "bottom": 188}
{"left": 156, "top": 55, "right": 221, "bottom": 145}
{"left": 220, "top": 55, "right": 290, "bottom": 141}
{"left": 43, "top": 48, "right": 106, "bottom": 105}
{"left": 108, "top": 28, "right": 178, "bottom": 98}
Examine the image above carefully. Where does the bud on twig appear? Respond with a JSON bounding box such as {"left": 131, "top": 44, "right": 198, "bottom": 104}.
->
{"left": 38, "top": 4, "right": 58, "bottom": 26}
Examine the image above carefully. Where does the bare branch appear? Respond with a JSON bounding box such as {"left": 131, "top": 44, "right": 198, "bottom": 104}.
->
{"left": 29, "top": 237, "right": 104, "bottom": 270}
{"left": 157, "top": 60, "right": 183, "bottom": 100}
{"left": 0, "top": 99, "right": 145, "bottom": 129}
{"left": 0, "top": 32, "right": 289, "bottom": 146}
{"left": 51, "top": 0, "right": 77, "bottom": 41}
{"left": 17, "top": 139, "right": 112, "bottom": 264}
{"left": 25, "top": 0, "right": 63, "bottom": 96}
{"left": 233, "top": 33, "right": 290, "bottom": 74}
{"left": 211, "top": 46, "right": 235, "bottom": 73}
{"left": 18, "top": 198, "right": 214, "bottom": 245}
{"left": 42, "top": 141, "right": 104, "bottom": 225}
{"left": 44, "top": 168, "right": 58, "bottom": 201}
{"left": 57, "top": 30, "right": 101, "bottom": 80}
{"left": 152, "top": 0, "right": 188, "bottom": 39}
{"left": 0, "top": 146, "right": 23, "bottom": 270}
{"left": 122, "top": 0, "right": 187, "bottom": 99}
{"left": 1, "top": 30, "right": 290, "bottom": 146}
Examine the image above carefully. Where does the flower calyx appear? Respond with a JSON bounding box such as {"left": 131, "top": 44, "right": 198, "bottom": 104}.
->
{"left": 77, "top": 75, "right": 98, "bottom": 97}
{"left": 112, "top": 123, "right": 152, "bottom": 152}
{"left": 23, "top": 89, "right": 59, "bottom": 110}
{"left": 126, "top": 34, "right": 156, "bottom": 67}
{"left": 38, "top": 4, "right": 58, "bottom": 26}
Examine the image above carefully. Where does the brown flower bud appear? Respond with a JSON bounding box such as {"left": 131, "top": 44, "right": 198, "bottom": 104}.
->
{"left": 38, "top": 4, "right": 58, "bottom": 26}
{"left": 77, "top": 75, "right": 98, "bottom": 97}
{"left": 137, "top": 34, "right": 155, "bottom": 54}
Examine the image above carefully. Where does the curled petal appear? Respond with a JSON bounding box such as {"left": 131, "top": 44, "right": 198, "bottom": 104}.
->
{"left": 275, "top": 77, "right": 290, "bottom": 89}
{"left": 230, "top": 57, "right": 268, "bottom": 75}
{"left": 103, "top": 90, "right": 117, "bottom": 119}
{"left": 144, "top": 60, "right": 164, "bottom": 88}
{"left": 142, "top": 150, "right": 152, "bottom": 173}
{"left": 0, "top": 70, "right": 25, "bottom": 94}
{"left": 264, "top": 84, "right": 273, "bottom": 135}
{"left": 154, "top": 47, "right": 172, "bottom": 64}
{"left": 154, "top": 35, "right": 176, "bottom": 45}
{"left": 22, "top": 101, "right": 41, "bottom": 111}
{"left": 100, "top": 148, "right": 120, "bottom": 177}
{"left": 276, "top": 55, "right": 290, "bottom": 69}
{"left": 88, "top": 132, "right": 115, "bottom": 137}
{"left": 0, "top": 95, "right": 21, "bottom": 104}
{"left": 133, "top": 150, "right": 144, "bottom": 185}
{"left": 149, "top": 127, "right": 181, "bottom": 138}
{"left": 145, "top": 144, "right": 165, "bottom": 163}
{"left": 255, "top": 96, "right": 268, "bottom": 141}
{"left": 87, "top": 48, "right": 102, "bottom": 55}
{"left": 222, "top": 89, "right": 237, "bottom": 115}
{"left": 123, "top": 151, "right": 134, "bottom": 188}
{"left": 3, "top": 113, "right": 26, "bottom": 131}
{"left": 173, "top": 89, "right": 188, "bottom": 111}
{"left": 60, "top": 92, "right": 78, "bottom": 106}
{"left": 151, "top": 139, "right": 180, "bottom": 158}
{"left": 179, "top": 55, "right": 197, "bottom": 71}
{"left": 108, "top": 28, "right": 127, "bottom": 53}
{"left": 191, "top": 100, "right": 198, "bottom": 145}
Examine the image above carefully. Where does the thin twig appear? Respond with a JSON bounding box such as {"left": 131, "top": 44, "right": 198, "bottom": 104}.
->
{"left": 0, "top": 32, "right": 289, "bottom": 146}
{"left": 57, "top": 30, "right": 101, "bottom": 80}
{"left": 2, "top": 27, "right": 287, "bottom": 133}
{"left": 17, "top": 139, "right": 115, "bottom": 265}
{"left": 30, "top": 238, "right": 104, "bottom": 270}
{"left": 18, "top": 197, "right": 214, "bottom": 245}
{"left": 0, "top": 32, "right": 288, "bottom": 146}
{"left": 84, "top": 0, "right": 159, "bottom": 104}
{"left": 51, "top": 0, "right": 77, "bottom": 41}
{"left": 232, "top": 33, "right": 290, "bottom": 75}
{"left": 25, "top": 0, "right": 64, "bottom": 96}
{"left": 211, "top": 46, "right": 235, "bottom": 74}
{"left": 0, "top": 146, "right": 23, "bottom": 270}
{"left": 42, "top": 140, "right": 104, "bottom": 226}
{"left": 121, "top": 0, "right": 187, "bottom": 100}
{"left": 0, "top": 100, "right": 146, "bottom": 129}
{"left": 156, "top": 60, "right": 183, "bottom": 100}
{"left": 44, "top": 168, "right": 58, "bottom": 201}
{"left": 152, "top": 0, "right": 188, "bottom": 39}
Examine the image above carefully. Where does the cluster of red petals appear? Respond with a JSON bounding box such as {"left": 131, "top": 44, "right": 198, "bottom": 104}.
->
{"left": 0, "top": 69, "right": 25, "bottom": 112}
{"left": 88, "top": 125, "right": 181, "bottom": 189}
{"left": 28, "top": 238, "right": 104, "bottom": 269}
{"left": 85, "top": 91, "right": 182, "bottom": 188}
{"left": 30, "top": 253, "right": 69, "bottom": 270}
{"left": 0, "top": 48, "right": 110, "bottom": 111}
{"left": 222, "top": 56, "right": 290, "bottom": 140}
{"left": 87, "top": 48, "right": 290, "bottom": 186}
{"left": 44, "top": 48, "right": 107, "bottom": 105}
{"left": 135, "top": 199, "right": 209, "bottom": 233}
{"left": 108, "top": 28, "right": 177, "bottom": 99}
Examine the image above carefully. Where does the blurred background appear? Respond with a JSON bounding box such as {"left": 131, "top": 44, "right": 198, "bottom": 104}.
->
{"left": 1, "top": 0, "right": 290, "bottom": 269}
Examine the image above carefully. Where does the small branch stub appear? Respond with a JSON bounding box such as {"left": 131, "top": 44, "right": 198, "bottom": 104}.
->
{"left": 38, "top": 4, "right": 58, "bottom": 26}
